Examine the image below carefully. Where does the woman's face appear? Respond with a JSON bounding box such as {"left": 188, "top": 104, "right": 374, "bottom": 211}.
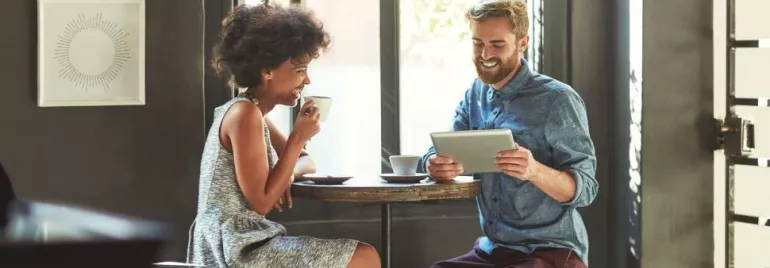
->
{"left": 264, "top": 57, "right": 311, "bottom": 107}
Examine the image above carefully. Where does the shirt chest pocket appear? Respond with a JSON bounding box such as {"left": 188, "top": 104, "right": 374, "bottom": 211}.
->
{"left": 511, "top": 132, "right": 549, "bottom": 162}
{"left": 512, "top": 132, "right": 537, "bottom": 150}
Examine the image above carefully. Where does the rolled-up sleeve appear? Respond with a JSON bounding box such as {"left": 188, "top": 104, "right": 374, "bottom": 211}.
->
{"left": 418, "top": 89, "right": 472, "bottom": 173}
{"left": 544, "top": 90, "right": 598, "bottom": 207}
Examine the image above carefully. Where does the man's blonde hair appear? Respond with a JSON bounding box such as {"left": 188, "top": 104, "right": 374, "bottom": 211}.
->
{"left": 466, "top": 0, "right": 529, "bottom": 39}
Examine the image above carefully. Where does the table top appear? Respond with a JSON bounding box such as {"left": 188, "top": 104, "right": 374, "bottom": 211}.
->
{"left": 291, "top": 176, "right": 481, "bottom": 203}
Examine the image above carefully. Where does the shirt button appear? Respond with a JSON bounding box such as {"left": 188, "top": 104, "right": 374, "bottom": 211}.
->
{"left": 492, "top": 197, "right": 498, "bottom": 202}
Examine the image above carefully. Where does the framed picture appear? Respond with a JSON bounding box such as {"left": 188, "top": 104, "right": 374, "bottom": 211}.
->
{"left": 38, "top": 0, "right": 145, "bottom": 107}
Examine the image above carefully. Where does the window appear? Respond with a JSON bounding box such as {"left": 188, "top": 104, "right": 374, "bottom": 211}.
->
{"left": 237, "top": 0, "right": 380, "bottom": 176}
{"left": 398, "top": 0, "right": 478, "bottom": 156}
{"left": 398, "top": 0, "right": 543, "bottom": 156}
{"left": 527, "top": 0, "right": 544, "bottom": 71}
{"left": 301, "top": 0, "right": 381, "bottom": 176}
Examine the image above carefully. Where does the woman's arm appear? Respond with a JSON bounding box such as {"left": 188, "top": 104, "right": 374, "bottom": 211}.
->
{"left": 222, "top": 103, "right": 304, "bottom": 215}
{"left": 265, "top": 118, "right": 317, "bottom": 177}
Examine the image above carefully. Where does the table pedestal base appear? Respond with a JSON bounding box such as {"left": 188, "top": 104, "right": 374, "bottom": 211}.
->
{"left": 381, "top": 203, "right": 391, "bottom": 268}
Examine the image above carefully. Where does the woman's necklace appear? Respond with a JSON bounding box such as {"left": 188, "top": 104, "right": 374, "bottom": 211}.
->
{"left": 238, "top": 91, "right": 259, "bottom": 104}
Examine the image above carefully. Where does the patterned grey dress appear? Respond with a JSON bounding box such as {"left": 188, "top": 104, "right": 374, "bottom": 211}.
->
{"left": 187, "top": 97, "right": 357, "bottom": 268}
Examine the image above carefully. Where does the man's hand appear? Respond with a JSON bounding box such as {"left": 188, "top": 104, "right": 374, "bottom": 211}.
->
{"left": 494, "top": 146, "right": 542, "bottom": 181}
{"left": 426, "top": 154, "right": 463, "bottom": 183}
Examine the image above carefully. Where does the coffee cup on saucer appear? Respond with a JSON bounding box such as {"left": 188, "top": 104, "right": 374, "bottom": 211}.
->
{"left": 388, "top": 155, "right": 420, "bottom": 176}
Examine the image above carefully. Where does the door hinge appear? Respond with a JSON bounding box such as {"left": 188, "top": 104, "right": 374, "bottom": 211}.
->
{"left": 716, "top": 117, "right": 755, "bottom": 156}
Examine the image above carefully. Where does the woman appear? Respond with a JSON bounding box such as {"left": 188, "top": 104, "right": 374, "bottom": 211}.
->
{"left": 187, "top": 4, "right": 380, "bottom": 268}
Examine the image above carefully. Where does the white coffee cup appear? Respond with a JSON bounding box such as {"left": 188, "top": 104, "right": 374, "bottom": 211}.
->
{"left": 389, "top": 155, "right": 420, "bottom": 176}
{"left": 303, "top": 96, "right": 333, "bottom": 122}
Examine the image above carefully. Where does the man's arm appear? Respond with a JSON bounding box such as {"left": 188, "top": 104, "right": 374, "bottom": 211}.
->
{"left": 417, "top": 88, "right": 473, "bottom": 173}
{"left": 538, "top": 90, "right": 597, "bottom": 207}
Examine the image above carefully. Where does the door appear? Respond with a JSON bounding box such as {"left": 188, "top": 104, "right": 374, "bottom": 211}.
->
{"left": 714, "top": 0, "right": 770, "bottom": 267}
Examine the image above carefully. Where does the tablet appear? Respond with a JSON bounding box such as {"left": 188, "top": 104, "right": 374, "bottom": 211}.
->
{"left": 430, "top": 129, "right": 517, "bottom": 174}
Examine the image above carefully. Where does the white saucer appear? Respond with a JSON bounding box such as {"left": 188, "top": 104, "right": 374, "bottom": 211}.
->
{"left": 300, "top": 174, "right": 354, "bottom": 185}
{"left": 379, "top": 173, "right": 428, "bottom": 183}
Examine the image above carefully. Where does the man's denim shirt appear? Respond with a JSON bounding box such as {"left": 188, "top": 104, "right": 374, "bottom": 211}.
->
{"left": 418, "top": 59, "right": 597, "bottom": 265}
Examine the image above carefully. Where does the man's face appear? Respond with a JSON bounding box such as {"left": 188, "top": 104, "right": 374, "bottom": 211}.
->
{"left": 470, "top": 17, "right": 528, "bottom": 87}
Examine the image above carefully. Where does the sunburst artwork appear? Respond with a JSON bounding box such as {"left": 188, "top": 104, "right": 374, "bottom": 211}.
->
{"left": 38, "top": 0, "right": 145, "bottom": 107}
{"left": 54, "top": 12, "right": 131, "bottom": 92}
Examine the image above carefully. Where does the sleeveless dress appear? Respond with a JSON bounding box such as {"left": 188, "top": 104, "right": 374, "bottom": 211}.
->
{"left": 187, "top": 97, "right": 357, "bottom": 268}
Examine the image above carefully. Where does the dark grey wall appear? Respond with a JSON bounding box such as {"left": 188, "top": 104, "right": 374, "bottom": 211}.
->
{"left": 641, "top": 0, "right": 714, "bottom": 267}
{"left": 565, "top": 0, "right": 616, "bottom": 267}
{"left": 0, "top": 0, "right": 205, "bottom": 261}
{"left": 543, "top": 0, "right": 570, "bottom": 82}
{"left": 567, "top": 0, "right": 717, "bottom": 267}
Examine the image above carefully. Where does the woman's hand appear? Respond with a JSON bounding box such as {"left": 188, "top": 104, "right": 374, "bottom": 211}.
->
{"left": 274, "top": 155, "right": 314, "bottom": 213}
{"left": 289, "top": 100, "right": 321, "bottom": 144}
{"left": 274, "top": 175, "right": 294, "bottom": 212}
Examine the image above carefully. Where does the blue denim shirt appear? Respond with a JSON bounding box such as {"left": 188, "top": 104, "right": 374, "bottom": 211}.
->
{"left": 418, "top": 59, "right": 597, "bottom": 264}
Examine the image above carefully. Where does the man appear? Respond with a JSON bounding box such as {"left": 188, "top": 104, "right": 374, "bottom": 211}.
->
{"left": 419, "top": 1, "right": 597, "bottom": 267}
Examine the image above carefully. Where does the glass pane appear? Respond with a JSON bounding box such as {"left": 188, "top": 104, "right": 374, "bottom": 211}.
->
{"left": 526, "top": 0, "right": 543, "bottom": 72}
{"left": 734, "top": 222, "right": 770, "bottom": 268}
{"left": 398, "top": 0, "right": 544, "bottom": 155}
{"left": 267, "top": 106, "right": 292, "bottom": 135}
{"left": 302, "top": 0, "right": 381, "bottom": 175}
{"left": 734, "top": 48, "right": 770, "bottom": 99}
{"left": 398, "top": 0, "right": 478, "bottom": 155}
{"left": 628, "top": 0, "right": 643, "bottom": 260}
{"left": 735, "top": 0, "right": 770, "bottom": 40}
{"left": 734, "top": 165, "right": 770, "bottom": 217}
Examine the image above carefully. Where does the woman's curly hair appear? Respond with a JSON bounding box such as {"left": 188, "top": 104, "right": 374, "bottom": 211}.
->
{"left": 212, "top": 4, "right": 331, "bottom": 88}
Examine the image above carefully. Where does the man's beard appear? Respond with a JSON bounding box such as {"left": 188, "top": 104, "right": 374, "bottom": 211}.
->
{"left": 474, "top": 52, "right": 519, "bottom": 85}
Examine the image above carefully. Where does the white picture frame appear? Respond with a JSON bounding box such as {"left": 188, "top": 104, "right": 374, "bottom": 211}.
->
{"left": 38, "top": 0, "right": 145, "bottom": 107}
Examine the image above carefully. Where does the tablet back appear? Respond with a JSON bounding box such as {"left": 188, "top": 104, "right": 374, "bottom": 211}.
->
{"left": 430, "top": 129, "right": 516, "bottom": 174}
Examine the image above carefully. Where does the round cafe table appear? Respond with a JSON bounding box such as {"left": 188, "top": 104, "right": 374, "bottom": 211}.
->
{"left": 291, "top": 176, "right": 480, "bottom": 268}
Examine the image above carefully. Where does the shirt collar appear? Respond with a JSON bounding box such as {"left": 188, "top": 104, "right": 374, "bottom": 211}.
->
{"left": 487, "top": 58, "right": 531, "bottom": 101}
